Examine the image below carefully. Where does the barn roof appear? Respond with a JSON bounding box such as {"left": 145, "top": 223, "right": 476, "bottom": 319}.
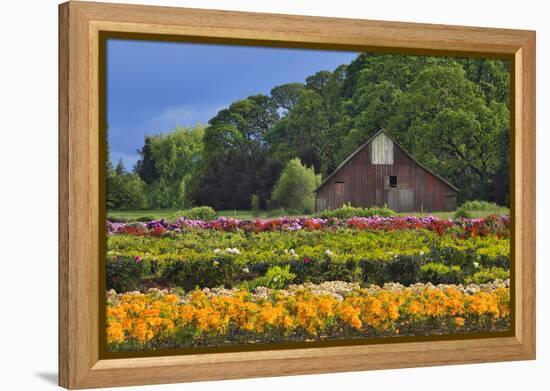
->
{"left": 315, "top": 129, "right": 460, "bottom": 192}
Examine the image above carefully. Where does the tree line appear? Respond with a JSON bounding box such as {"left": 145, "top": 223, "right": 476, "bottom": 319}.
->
{"left": 108, "top": 52, "right": 510, "bottom": 211}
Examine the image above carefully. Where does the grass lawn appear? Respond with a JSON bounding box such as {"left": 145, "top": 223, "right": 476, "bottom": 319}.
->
{"left": 397, "top": 208, "right": 509, "bottom": 219}
{"left": 108, "top": 207, "right": 509, "bottom": 222}
{"left": 107, "top": 209, "right": 179, "bottom": 221}
{"left": 107, "top": 208, "right": 304, "bottom": 221}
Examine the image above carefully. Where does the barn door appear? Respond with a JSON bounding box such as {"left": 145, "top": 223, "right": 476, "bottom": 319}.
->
{"left": 334, "top": 181, "right": 345, "bottom": 208}
{"left": 387, "top": 189, "right": 414, "bottom": 212}
{"left": 443, "top": 193, "right": 457, "bottom": 211}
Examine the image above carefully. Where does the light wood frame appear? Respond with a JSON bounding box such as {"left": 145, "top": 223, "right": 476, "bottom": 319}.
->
{"left": 59, "top": 1, "right": 536, "bottom": 389}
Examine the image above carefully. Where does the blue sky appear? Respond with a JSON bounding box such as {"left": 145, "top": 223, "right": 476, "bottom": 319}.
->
{"left": 107, "top": 39, "right": 360, "bottom": 169}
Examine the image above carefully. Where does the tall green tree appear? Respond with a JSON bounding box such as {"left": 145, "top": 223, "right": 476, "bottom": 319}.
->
{"left": 270, "top": 83, "right": 305, "bottom": 113}
{"left": 194, "top": 95, "right": 280, "bottom": 209}
{"left": 389, "top": 63, "right": 509, "bottom": 201}
{"left": 270, "top": 158, "right": 321, "bottom": 214}
{"left": 134, "top": 126, "right": 205, "bottom": 208}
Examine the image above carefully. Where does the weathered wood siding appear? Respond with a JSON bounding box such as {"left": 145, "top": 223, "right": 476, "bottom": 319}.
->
{"left": 315, "top": 133, "right": 457, "bottom": 212}
{"left": 371, "top": 132, "right": 394, "bottom": 165}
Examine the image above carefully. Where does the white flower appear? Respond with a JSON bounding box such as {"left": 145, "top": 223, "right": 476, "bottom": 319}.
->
{"left": 273, "top": 277, "right": 279, "bottom": 282}
{"left": 214, "top": 248, "right": 222, "bottom": 254}
{"left": 289, "top": 249, "right": 296, "bottom": 255}
{"left": 473, "top": 261, "right": 480, "bottom": 268}
{"left": 224, "top": 247, "right": 241, "bottom": 255}
{"left": 324, "top": 249, "right": 334, "bottom": 256}
{"left": 419, "top": 251, "right": 425, "bottom": 256}
{"left": 242, "top": 267, "right": 250, "bottom": 273}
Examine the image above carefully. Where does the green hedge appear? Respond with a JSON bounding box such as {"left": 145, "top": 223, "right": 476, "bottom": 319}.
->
{"left": 106, "top": 228, "right": 509, "bottom": 291}
{"left": 172, "top": 206, "right": 217, "bottom": 221}
{"left": 316, "top": 204, "right": 395, "bottom": 219}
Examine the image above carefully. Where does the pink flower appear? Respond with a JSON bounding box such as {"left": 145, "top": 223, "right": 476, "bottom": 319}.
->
{"left": 134, "top": 255, "right": 142, "bottom": 262}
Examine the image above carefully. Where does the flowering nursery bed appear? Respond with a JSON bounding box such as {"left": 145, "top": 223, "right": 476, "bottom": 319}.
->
{"left": 106, "top": 216, "right": 510, "bottom": 292}
{"left": 104, "top": 215, "right": 511, "bottom": 351}
{"left": 107, "top": 215, "right": 510, "bottom": 237}
{"left": 106, "top": 281, "right": 511, "bottom": 351}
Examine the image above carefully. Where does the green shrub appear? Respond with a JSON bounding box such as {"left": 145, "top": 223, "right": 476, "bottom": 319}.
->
{"left": 270, "top": 158, "right": 321, "bottom": 214}
{"left": 135, "top": 215, "right": 157, "bottom": 222}
{"left": 460, "top": 200, "right": 502, "bottom": 211}
{"left": 161, "top": 256, "right": 247, "bottom": 291}
{"left": 360, "top": 255, "right": 422, "bottom": 286}
{"left": 465, "top": 267, "right": 510, "bottom": 284}
{"left": 419, "top": 263, "right": 462, "bottom": 284}
{"left": 251, "top": 194, "right": 261, "bottom": 217}
{"left": 107, "top": 215, "right": 157, "bottom": 223}
{"left": 106, "top": 258, "right": 149, "bottom": 292}
{"left": 107, "top": 228, "right": 509, "bottom": 290}
{"left": 107, "top": 173, "right": 147, "bottom": 210}
{"left": 247, "top": 265, "right": 296, "bottom": 290}
{"left": 173, "top": 206, "right": 217, "bottom": 221}
{"left": 454, "top": 208, "right": 473, "bottom": 219}
{"left": 317, "top": 203, "right": 396, "bottom": 219}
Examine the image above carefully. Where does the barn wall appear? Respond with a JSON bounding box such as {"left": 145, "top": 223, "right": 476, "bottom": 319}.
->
{"left": 371, "top": 132, "right": 394, "bottom": 164}
{"left": 315, "top": 136, "right": 457, "bottom": 212}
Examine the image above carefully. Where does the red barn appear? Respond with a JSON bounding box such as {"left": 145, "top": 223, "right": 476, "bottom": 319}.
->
{"left": 315, "top": 129, "right": 458, "bottom": 212}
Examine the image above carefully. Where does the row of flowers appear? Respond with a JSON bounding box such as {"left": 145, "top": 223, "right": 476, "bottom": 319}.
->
{"left": 106, "top": 281, "right": 510, "bottom": 349}
{"left": 107, "top": 214, "right": 509, "bottom": 238}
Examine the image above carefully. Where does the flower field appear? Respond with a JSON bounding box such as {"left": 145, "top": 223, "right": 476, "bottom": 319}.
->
{"left": 107, "top": 281, "right": 510, "bottom": 350}
{"left": 105, "top": 215, "right": 511, "bottom": 351}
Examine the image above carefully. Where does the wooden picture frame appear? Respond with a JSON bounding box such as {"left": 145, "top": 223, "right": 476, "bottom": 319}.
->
{"left": 58, "top": 1, "right": 536, "bottom": 388}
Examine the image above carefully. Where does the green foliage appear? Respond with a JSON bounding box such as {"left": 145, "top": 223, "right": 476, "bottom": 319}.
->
{"left": 454, "top": 208, "right": 473, "bottom": 219}
{"left": 270, "top": 83, "right": 305, "bottom": 112}
{"left": 107, "top": 228, "right": 509, "bottom": 290}
{"left": 106, "top": 258, "right": 149, "bottom": 292}
{"left": 389, "top": 62, "right": 509, "bottom": 202}
{"left": 115, "top": 159, "right": 126, "bottom": 176}
{"left": 194, "top": 95, "right": 280, "bottom": 210}
{"left": 250, "top": 194, "right": 261, "bottom": 217}
{"left": 107, "top": 172, "right": 147, "bottom": 210}
{"left": 419, "top": 263, "right": 462, "bottom": 284}
{"left": 246, "top": 265, "right": 296, "bottom": 290}
{"left": 465, "top": 267, "right": 510, "bottom": 284}
{"left": 270, "top": 158, "right": 321, "bottom": 213}
{"left": 360, "top": 255, "right": 422, "bottom": 286}
{"left": 173, "top": 206, "right": 217, "bottom": 221}
{"left": 317, "top": 203, "right": 395, "bottom": 219}
{"left": 161, "top": 256, "right": 247, "bottom": 291}
{"left": 460, "top": 200, "right": 505, "bottom": 211}
{"left": 134, "top": 126, "right": 205, "bottom": 209}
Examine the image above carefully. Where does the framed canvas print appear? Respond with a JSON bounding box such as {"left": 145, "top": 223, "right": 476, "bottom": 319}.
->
{"left": 58, "top": 1, "right": 536, "bottom": 389}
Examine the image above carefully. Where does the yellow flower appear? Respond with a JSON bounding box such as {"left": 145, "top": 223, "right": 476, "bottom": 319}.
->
{"left": 106, "top": 322, "right": 124, "bottom": 344}
{"left": 105, "top": 286, "right": 511, "bottom": 347}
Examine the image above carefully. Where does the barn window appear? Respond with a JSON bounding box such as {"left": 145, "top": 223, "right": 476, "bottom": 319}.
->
{"left": 389, "top": 176, "right": 398, "bottom": 188}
